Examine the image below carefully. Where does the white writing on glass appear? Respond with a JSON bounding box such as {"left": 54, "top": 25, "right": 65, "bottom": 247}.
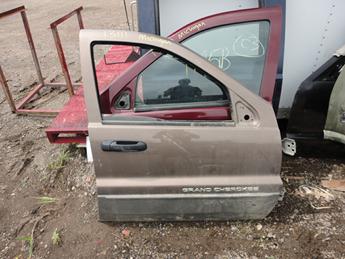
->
{"left": 202, "top": 47, "right": 232, "bottom": 71}
{"left": 232, "top": 34, "right": 265, "bottom": 58}
{"left": 201, "top": 34, "right": 265, "bottom": 72}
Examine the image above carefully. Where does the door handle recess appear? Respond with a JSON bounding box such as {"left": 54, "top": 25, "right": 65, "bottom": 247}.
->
{"left": 101, "top": 140, "right": 147, "bottom": 152}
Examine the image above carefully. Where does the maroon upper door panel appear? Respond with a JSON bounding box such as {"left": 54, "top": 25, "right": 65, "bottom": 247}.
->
{"left": 169, "top": 7, "right": 282, "bottom": 102}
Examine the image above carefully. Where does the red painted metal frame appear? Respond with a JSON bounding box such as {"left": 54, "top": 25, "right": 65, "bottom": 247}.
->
{"left": 0, "top": 6, "right": 73, "bottom": 116}
{"left": 46, "top": 7, "right": 282, "bottom": 143}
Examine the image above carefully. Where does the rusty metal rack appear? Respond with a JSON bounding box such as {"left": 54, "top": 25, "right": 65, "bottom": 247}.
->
{"left": 50, "top": 6, "right": 84, "bottom": 96}
{"left": 0, "top": 6, "right": 67, "bottom": 116}
{"left": 0, "top": 6, "right": 85, "bottom": 116}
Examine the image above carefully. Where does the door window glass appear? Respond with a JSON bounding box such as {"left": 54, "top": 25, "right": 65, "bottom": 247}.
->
{"left": 135, "top": 53, "right": 227, "bottom": 108}
{"left": 183, "top": 21, "right": 270, "bottom": 94}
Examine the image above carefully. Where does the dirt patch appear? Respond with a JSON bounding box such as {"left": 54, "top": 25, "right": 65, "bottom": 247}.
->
{"left": 1, "top": 0, "right": 345, "bottom": 258}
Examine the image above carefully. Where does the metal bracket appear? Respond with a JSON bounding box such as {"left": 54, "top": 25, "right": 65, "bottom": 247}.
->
{"left": 282, "top": 138, "right": 296, "bottom": 156}
{"left": 130, "top": 1, "right": 137, "bottom": 31}
{"left": 123, "top": 0, "right": 137, "bottom": 31}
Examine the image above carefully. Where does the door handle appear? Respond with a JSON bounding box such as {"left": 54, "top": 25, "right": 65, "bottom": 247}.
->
{"left": 101, "top": 140, "right": 147, "bottom": 152}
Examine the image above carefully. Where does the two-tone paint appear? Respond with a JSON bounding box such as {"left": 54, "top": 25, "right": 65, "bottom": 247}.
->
{"left": 98, "top": 7, "right": 281, "bottom": 121}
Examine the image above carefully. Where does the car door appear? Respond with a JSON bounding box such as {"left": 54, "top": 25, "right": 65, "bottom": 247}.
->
{"left": 81, "top": 29, "right": 282, "bottom": 222}
{"left": 99, "top": 7, "right": 281, "bottom": 120}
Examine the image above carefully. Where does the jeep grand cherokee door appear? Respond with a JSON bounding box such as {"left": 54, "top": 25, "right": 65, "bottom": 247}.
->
{"left": 80, "top": 30, "right": 282, "bottom": 221}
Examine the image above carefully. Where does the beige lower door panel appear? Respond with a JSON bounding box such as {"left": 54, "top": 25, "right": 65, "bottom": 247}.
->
{"left": 89, "top": 123, "right": 283, "bottom": 221}
{"left": 98, "top": 194, "right": 281, "bottom": 221}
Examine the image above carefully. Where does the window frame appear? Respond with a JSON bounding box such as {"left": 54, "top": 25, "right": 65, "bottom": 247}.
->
{"left": 92, "top": 43, "right": 232, "bottom": 119}
{"left": 181, "top": 20, "right": 271, "bottom": 95}
{"left": 89, "top": 7, "right": 281, "bottom": 123}
{"left": 132, "top": 52, "right": 230, "bottom": 112}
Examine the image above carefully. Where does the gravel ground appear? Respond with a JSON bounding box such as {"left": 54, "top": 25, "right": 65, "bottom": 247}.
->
{"left": 1, "top": 1, "right": 345, "bottom": 258}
